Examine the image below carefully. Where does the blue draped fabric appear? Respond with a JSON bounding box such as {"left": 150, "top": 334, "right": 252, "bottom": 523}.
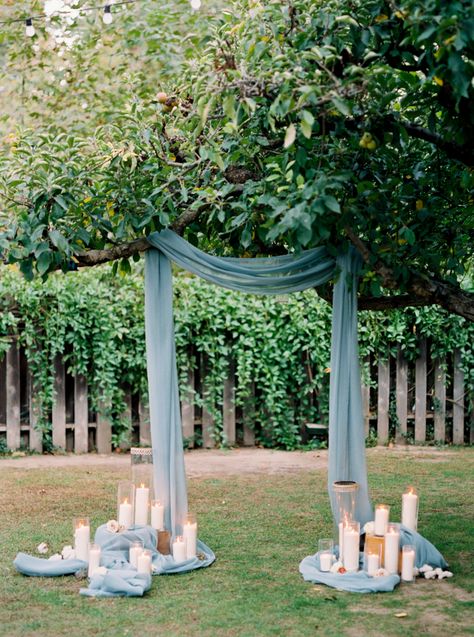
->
{"left": 145, "top": 230, "right": 373, "bottom": 536}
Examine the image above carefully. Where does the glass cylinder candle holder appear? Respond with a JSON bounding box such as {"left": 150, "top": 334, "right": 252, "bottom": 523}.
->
{"left": 137, "top": 549, "right": 152, "bottom": 574}
{"left": 151, "top": 499, "right": 165, "bottom": 531}
{"left": 129, "top": 540, "right": 144, "bottom": 568}
{"left": 73, "top": 517, "right": 90, "bottom": 562}
{"left": 342, "top": 521, "right": 360, "bottom": 572}
{"left": 318, "top": 538, "right": 334, "bottom": 572}
{"left": 131, "top": 447, "right": 153, "bottom": 526}
{"left": 88, "top": 543, "right": 101, "bottom": 577}
{"left": 332, "top": 480, "right": 359, "bottom": 524}
{"left": 374, "top": 504, "right": 390, "bottom": 537}
{"left": 182, "top": 513, "right": 198, "bottom": 559}
{"left": 402, "top": 486, "right": 419, "bottom": 531}
{"left": 364, "top": 545, "right": 381, "bottom": 576}
{"left": 401, "top": 544, "right": 416, "bottom": 582}
{"left": 384, "top": 523, "right": 400, "bottom": 574}
{"left": 117, "top": 481, "right": 135, "bottom": 529}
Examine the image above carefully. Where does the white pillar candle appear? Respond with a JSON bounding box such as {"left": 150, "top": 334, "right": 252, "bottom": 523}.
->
{"left": 151, "top": 501, "right": 165, "bottom": 531}
{"left": 343, "top": 523, "right": 360, "bottom": 572}
{"left": 401, "top": 545, "right": 416, "bottom": 582}
{"left": 319, "top": 552, "right": 333, "bottom": 572}
{"left": 74, "top": 522, "right": 90, "bottom": 562}
{"left": 402, "top": 487, "right": 419, "bottom": 531}
{"left": 88, "top": 544, "right": 101, "bottom": 577}
{"left": 374, "top": 505, "right": 390, "bottom": 536}
{"left": 384, "top": 524, "right": 400, "bottom": 574}
{"left": 183, "top": 521, "right": 198, "bottom": 559}
{"left": 338, "top": 516, "right": 350, "bottom": 559}
{"left": 137, "top": 549, "right": 152, "bottom": 575}
{"left": 129, "top": 542, "right": 143, "bottom": 568}
{"left": 134, "top": 484, "right": 150, "bottom": 526}
{"left": 366, "top": 552, "right": 380, "bottom": 576}
{"left": 118, "top": 498, "right": 133, "bottom": 528}
{"left": 172, "top": 536, "right": 187, "bottom": 562}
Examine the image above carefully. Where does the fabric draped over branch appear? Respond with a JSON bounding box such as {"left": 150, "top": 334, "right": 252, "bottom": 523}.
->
{"left": 145, "top": 230, "right": 373, "bottom": 536}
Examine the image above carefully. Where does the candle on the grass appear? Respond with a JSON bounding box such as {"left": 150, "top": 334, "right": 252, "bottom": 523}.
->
{"left": 365, "top": 551, "right": 380, "bottom": 576}
{"left": 182, "top": 513, "right": 197, "bottom": 559}
{"left": 88, "top": 543, "right": 101, "bottom": 577}
{"left": 129, "top": 541, "right": 143, "bottom": 568}
{"left": 374, "top": 504, "right": 390, "bottom": 536}
{"left": 134, "top": 483, "right": 150, "bottom": 526}
{"left": 401, "top": 544, "right": 416, "bottom": 582}
{"left": 172, "top": 536, "right": 187, "bottom": 562}
{"left": 318, "top": 538, "right": 334, "bottom": 572}
{"left": 343, "top": 522, "right": 360, "bottom": 572}
{"left": 73, "top": 518, "right": 90, "bottom": 562}
{"left": 137, "top": 549, "right": 152, "bottom": 574}
{"left": 151, "top": 500, "right": 164, "bottom": 531}
{"left": 384, "top": 523, "right": 400, "bottom": 574}
{"left": 402, "top": 487, "right": 419, "bottom": 531}
{"left": 118, "top": 497, "right": 133, "bottom": 528}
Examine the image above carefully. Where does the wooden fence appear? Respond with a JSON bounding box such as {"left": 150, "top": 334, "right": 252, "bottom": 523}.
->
{"left": 0, "top": 338, "right": 472, "bottom": 452}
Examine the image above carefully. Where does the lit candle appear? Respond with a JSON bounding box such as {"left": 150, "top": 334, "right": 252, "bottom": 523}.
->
{"left": 74, "top": 518, "right": 90, "bottom": 562}
{"left": 401, "top": 544, "right": 416, "bottom": 582}
{"left": 365, "top": 551, "right": 380, "bottom": 576}
{"left": 182, "top": 513, "right": 197, "bottom": 559}
{"left": 87, "top": 543, "right": 101, "bottom": 577}
{"left": 151, "top": 500, "right": 165, "bottom": 531}
{"left": 118, "top": 497, "right": 133, "bottom": 528}
{"left": 137, "top": 549, "right": 152, "bottom": 574}
{"left": 319, "top": 552, "right": 333, "bottom": 572}
{"left": 129, "top": 541, "right": 143, "bottom": 568}
{"left": 374, "top": 505, "right": 390, "bottom": 536}
{"left": 402, "top": 487, "right": 419, "bottom": 531}
{"left": 384, "top": 523, "right": 400, "bottom": 574}
{"left": 172, "top": 535, "right": 187, "bottom": 562}
{"left": 343, "top": 522, "right": 360, "bottom": 572}
{"left": 134, "top": 483, "right": 149, "bottom": 526}
{"left": 338, "top": 515, "right": 350, "bottom": 559}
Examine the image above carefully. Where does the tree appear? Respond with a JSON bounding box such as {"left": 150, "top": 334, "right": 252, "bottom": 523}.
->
{"left": 0, "top": 0, "right": 473, "bottom": 319}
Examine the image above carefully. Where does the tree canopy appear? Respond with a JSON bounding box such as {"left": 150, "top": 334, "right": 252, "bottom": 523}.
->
{"left": 0, "top": 0, "right": 473, "bottom": 318}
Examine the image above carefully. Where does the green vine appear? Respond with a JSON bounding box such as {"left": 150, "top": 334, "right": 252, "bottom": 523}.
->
{"left": 0, "top": 264, "right": 473, "bottom": 450}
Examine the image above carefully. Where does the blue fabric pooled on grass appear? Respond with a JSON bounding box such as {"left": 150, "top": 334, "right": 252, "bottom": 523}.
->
{"left": 13, "top": 553, "right": 87, "bottom": 577}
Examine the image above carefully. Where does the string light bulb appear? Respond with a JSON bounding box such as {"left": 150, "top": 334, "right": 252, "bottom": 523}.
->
{"left": 102, "top": 5, "right": 113, "bottom": 25}
{"left": 25, "top": 18, "right": 36, "bottom": 37}
{"left": 190, "top": 0, "right": 202, "bottom": 9}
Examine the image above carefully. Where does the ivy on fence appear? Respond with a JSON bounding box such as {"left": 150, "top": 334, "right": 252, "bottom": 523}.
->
{"left": 0, "top": 264, "right": 473, "bottom": 449}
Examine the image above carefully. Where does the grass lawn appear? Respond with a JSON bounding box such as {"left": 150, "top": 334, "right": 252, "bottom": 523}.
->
{"left": 1, "top": 448, "right": 473, "bottom": 637}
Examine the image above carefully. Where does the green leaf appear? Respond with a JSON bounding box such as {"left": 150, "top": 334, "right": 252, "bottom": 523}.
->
{"left": 37, "top": 251, "right": 52, "bottom": 276}
{"left": 284, "top": 124, "right": 297, "bottom": 148}
{"left": 48, "top": 230, "right": 69, "bottom": 253}
{"left": 331, "top": 96, "right": 351, "bottom": 116}
{"left": 323, "top": 196, "right": 341, "bottom": 214}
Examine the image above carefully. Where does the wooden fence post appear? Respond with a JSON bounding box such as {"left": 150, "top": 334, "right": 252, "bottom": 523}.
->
{"left": 415, "top": 339, "right": 427, "bottom": 443}
{"left": 361, "top": 355, "right": 371, "bottom": 438}
{"left": 242, "top": 381, "right": 256, "bottom": 446}
{"left": 453, "top": 349, "right": 464, "bottom": 444}
{"left": 74, "top": 374, "right": 88, "bottom": 453}
{"left": 377, "top": 358, "right": 390, "bottom": 445}
{"left": 52, "top": 356, "right": 66, "bottom": 449}
{"left": 396, "top": 348, "right": 408, "bottom": 443}
{"left": 433, "top": 357, "right": 446, "bottom": 443}
{"left": 28, "top": 370, "right": 43, "bottom": 452}
{"left": 223, "top": 361, "right": 236, "bottom": 446}
{"left": 6, "top": 339, "right": 21, "bottom": 450}
{"left": 201, "top": 355, "right": 215, "bottom": 448}
{"left": 181, "top": 368, "right": 195, "bottom": 448}
{"left": 119, "top": 389, "right": 132, "bottom": 450}
{"left": 96, "top": 400, "right": 112, "bottom": 454}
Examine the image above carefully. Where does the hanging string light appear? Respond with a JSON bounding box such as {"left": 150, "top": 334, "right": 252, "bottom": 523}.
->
{"left": 190, "top": 0, "right": 202, "bottom": 9}
{"left": 25, "top": 18, "right": 36, "bottom": 38}
{"left": 102, "top": 4, "right": 113, "bottom": 25}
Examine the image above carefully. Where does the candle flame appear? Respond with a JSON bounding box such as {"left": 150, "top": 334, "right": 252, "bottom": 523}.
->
{"left": 123, "top": 497, "right": 128, "bottom": 504}
{"left": 407, "top": 487, "right": 415, "bottom": 495}
{"left": 140, "top": 483, "right": 145, "bottom": 489}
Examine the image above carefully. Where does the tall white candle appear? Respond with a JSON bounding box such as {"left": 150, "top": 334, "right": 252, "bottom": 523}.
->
{"left": 338, "top": 516, "right": 350, "bottom": 559}
{"left": 134, "top": 484, "right": 150, "bottom": 526}
{"left": 118, "top": 498, "right": 133, "bottom": 528}
{"left": 319, "top": 552, "right": 333, "bottom": 572}
{"left": 401, "top": 545, "right": 416, "bottom": 582}
{"left": 151, "top": 501, "right": 164, "bottom": 531}
{"left": 366, "top": 552, "right": 380, "bottom": 576}
{"left": 172, "top": 536, "right": 187, "bottom": 562}
{"left": 183, "top": 521, "right": 198, "bottom": 559}
{"left": 402, "top": 487, "right": 419, "bottom": 531}
{"left": 374, "top": 505, "right": 390, "bottom": 536}
{"left": 137, "top": 549, "right": 152, "bottom": 574}
{"left": 88, "top": 544, "right": 101, "bottom": 577}
{"left": 129, "top": 542, "right": 143, "bottom": 568}
{"left": 343, "top": 523, "right": 360, "bottom": 572}
{"left": 384, "top": 524, "right": 400, "bottom": 574}
{"left": 74, "top": 522, "right": 90, "bottom": 562}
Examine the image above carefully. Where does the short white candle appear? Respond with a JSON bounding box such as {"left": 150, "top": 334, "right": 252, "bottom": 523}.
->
{"left": 319, "top": 552, "right": 333, "bottom": 572}
{"left": 137, "top": 549, "right": 152, "bottom": 574}
{"left": 401, "top": 545, "right": 416, "bottom": 582}
{"left": 118, "top": 498, "right": 133, "bottom": 528}
{"left": 343, "top": 523, "right": 360, "bottom": 572}
{"left": 172, "top": 536, "right": 187, "bottom": 562}
{"left": 183, "top": 521, "right": 198, "bottom": 559}
{"left": 402, "top": 487, "right": 419, "bottom": 531}
{"left": 384, "top": 524, "right": 400, "bottom": 574}
{"left": 366, "top": 552, "right": 380, "bottom": 576}
{"left": 74, "top": 522, "right": 90, "bottom": 562}
{"left": 374, "top": 505, "right": 390, "bottom": 536}
{"left": 88, "top": 544, "right": 101, "bottom": 577}
{"left": 134, "top": 483, "right": 150, "bottom": 526}
{"left": 129, "top": 542, "right": 143, "bottom": 568}
{"left": 151, "top": 501, "right": 164, "bottom": 531}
